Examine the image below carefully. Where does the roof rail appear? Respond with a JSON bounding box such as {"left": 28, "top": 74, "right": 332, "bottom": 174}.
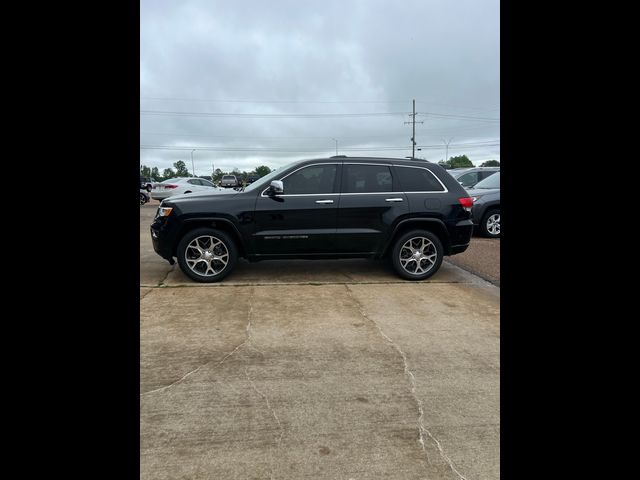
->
{"left": 330, "top": 155, "right": 347, "bottom": 158}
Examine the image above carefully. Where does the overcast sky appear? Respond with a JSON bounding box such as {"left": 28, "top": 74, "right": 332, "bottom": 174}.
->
{"left": 140, "top": 0, "right": 499, "bottom": 176}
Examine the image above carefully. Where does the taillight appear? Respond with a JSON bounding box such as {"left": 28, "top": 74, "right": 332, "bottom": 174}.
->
{"left": 164, "top": 184, "right": 178, "bottom": 189}
{"left": 458, "top": 197, "right": 473, "bottom": 208}
{"left": 458, "top": 197, "right": 473, "bottom": 212}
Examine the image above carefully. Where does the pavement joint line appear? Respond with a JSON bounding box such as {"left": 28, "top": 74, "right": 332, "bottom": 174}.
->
{"left": 140, "top": 280, "right": 473, "bottom": 288}
{"left": 344, "top": 284, "right": 468, "bottom": 480}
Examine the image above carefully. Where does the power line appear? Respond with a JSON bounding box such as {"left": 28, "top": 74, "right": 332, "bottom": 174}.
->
{"left": 140, "top": 109, "right": 498, "bottom": 122}
{"left": 140, "top": 110, "right": 407, "bottom": 118}
{"left": 139, "top": 124, "right": 497, "bottom": 140}
{"left": 141, "top": 96, "right": 411, "bottom": 104}
{"left": 140, "top": 140, "right": 500, "bottom": 153}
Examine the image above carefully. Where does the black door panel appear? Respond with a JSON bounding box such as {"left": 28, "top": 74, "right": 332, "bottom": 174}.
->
{"left": 251, "top": 163, "right": 340, "bottom": 255}
{"left": 336, "top": 194, "right": 408, "bottom": 252}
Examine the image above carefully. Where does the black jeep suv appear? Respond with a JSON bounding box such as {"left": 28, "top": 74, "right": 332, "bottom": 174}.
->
{"left": 150, "top": 157, "right": 474, "bottom": 282}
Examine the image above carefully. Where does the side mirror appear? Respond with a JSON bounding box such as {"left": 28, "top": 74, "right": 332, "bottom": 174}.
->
{"left": 269, "top": 180, "right": 284, "bottom": 195}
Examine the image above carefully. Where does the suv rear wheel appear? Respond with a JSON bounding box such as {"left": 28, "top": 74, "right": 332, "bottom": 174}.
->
{"left": 177, "top": 228, "right": 237, "bottom": 283}
{"left": 480, "top": 209, "right": 500, "bottom": 238}
{"left": 391, "top": 230, "right": 443, "bottom": 280}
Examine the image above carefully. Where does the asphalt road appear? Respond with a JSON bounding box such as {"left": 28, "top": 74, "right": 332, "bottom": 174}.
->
{"left": 447, "top": 236, "right": 500, "bottom": 286}
{"left": 140, "top": 202, "right": 500, "bottom": 479}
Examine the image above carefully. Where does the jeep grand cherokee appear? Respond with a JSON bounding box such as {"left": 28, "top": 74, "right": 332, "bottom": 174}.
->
{"left": 150, "top": 157, "right": 474, "bottom": 282}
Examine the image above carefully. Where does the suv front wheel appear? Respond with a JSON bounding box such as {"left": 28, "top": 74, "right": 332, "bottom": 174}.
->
{"left": 176, "top": 228, "right": 237, "bottom": 283}
{"left": 391, "top": 230, "right": 443, "bottom": 281}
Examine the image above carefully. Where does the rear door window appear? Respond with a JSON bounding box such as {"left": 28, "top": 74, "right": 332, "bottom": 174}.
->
{"left": 342, "top": 164, "right": 393, "bottom": 193}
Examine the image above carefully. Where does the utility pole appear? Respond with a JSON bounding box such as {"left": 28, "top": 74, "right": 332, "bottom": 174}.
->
{"left": 442, "top": 137, "right": 453, "bottom": 165}
{"left": 404, "top": 99, "right": 423, "bottom": 158}
{"left": 191, "top": 149, "right": 196, "bottom": 176}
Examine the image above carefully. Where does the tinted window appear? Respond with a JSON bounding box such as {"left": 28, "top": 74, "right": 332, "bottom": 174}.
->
{"left": 200, "top": 179, "right": 214, "bottom": 187}
{"left": 343, "top": 164, "right": 392, "bottom": 193}
{"left": 457, "top": 171, "right": 479, "bottom": 187}
{"left": 187, "top": 179, "right": 200, "bottom": 185}
{"left": 474, "top": 171, "right": 500, "bottom": 189}
{"left": 283, "top": 164, "right": 337, "bottom": 194}
{"left": 396, "top": 166, "right": 445, "bottom": 192}
{"left": 222, "top": 176, "right": 235, "bottom": 180}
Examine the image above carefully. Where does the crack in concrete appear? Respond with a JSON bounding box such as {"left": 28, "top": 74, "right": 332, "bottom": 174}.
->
{"left": 244, "top": 366, "right": 283, "bottom": 480}
{"left": 344, "top": 284, "right": 468, "bottom": 480}
{"left": 141, "top": 288, "right": 258, "bottom": 397}
{"left": 140, "top": 289, "right": 153, "bottom": 301}
{"left": 157, "top": 264, "right": 175, "bottom": 286}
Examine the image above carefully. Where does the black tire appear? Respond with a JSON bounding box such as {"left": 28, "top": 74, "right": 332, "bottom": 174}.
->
{"left": 479, "top": 208, "right": 500, "bottom": 238}
{"left": 140, "top": 193, "right": 147, "bottom": 205}
{"left": 391, "top": 230, "right": 444, "bottom": 281}
{"left": 146, "top": 184, "right": 152, "bottom": 192}
{"left": 176, "top": 228, "right": 237, "bottom": 283}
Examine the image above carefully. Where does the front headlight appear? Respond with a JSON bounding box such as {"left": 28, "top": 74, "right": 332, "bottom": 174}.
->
{"left": 157, "top": 207, "right": 173, "bottom": 217}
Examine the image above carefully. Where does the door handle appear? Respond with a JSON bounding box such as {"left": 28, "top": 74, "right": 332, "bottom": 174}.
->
{"left": 315, "top": 199, "right": 334, "bottom": 204}
{"left": 385, "top": 198, "right": 404, "bottom": 202}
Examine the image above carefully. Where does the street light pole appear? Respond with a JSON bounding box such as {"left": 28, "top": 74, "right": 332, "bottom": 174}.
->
{"left": 191, "top": 149, "right": 196, "bottom": 176}
{"left": 331, "top": 138, "right": 338, "bottom": 155}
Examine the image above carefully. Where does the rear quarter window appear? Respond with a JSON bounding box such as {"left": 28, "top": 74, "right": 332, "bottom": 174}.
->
{"left": 396, "top": 166, "right": 445, "bottom": 192}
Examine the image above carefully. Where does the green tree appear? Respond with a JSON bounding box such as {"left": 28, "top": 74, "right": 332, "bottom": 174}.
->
{"left": 174, "top": 160, "right": 190, "bottom": 177}
{"left": 151, "top": 167, "right": 160, "bottom": 180}
{"left": 255, "top": 165, "right": 272, "bottom": 177}
{"left": 162, "top": 168, "right": 175, "bottom": 180}
{"left": 445, "top": 155, "right": 473, "bottom": 169}
{"left": 140, "top": 165, "right": 151, "bottom": 177}
{"left": 481, "top": 160, "right": 500, "bottom": 167}
{"left": 212, "top": 168, "right": 225, "bottom": 182}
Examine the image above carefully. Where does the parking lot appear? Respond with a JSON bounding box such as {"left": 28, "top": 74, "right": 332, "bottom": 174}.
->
{"left": 140, "top": 201, "right": 500, "bottom": 479}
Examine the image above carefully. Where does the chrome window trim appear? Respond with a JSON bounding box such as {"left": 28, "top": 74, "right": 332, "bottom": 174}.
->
{"left": 260, "top": 162, "right": 339, "bottom": 197}
{"left": 393, "top": 164, "right": 449, "bottom": 193}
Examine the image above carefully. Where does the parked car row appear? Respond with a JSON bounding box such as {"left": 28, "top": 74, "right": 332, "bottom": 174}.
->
{"left": 445, "top": 167, "right": 500, "bottom": 238}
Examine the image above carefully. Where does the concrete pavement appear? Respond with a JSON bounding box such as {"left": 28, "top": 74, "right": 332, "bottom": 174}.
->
{"left": 140, "top": 203, "right": 499, "bottom": 479}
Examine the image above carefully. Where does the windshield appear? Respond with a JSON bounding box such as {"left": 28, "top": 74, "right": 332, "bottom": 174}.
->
{"left": 473, "top": 171, "right": 500, "bottom": 189}
{"left": 242, "top": 160, "right": 304, "bottom": 192}
{"left": 222, "top": 175, "right": 235, "bottom": 180}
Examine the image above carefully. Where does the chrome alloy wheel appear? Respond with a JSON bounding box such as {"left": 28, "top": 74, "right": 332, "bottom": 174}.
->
{"left": 399, "top": 237, "right": 438, "bottom": 275}
{"left": 486, "top": 213, "right": 500, "bottom": 235}
{"left": 184, "top": 235, "right": 229, "bottom": 276}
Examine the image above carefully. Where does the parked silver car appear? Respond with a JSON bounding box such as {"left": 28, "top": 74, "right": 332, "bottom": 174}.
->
{"left": 448, "top": 167, "right": 499, "bottom": 189}
{"left": 220, "top": 175, "right": 238, "bottom": 188}
{"left": 466, "top": 172, "right": 500, "bottom": 238}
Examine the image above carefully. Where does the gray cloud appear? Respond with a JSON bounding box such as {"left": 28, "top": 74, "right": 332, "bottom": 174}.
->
{"left": 141, "top": 0, "right": 499, "bottom": 175}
